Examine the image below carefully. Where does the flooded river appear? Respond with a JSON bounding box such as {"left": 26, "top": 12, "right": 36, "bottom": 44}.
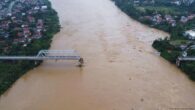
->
{"left": 0, "top": 0, "right": 195, "bottom": 109}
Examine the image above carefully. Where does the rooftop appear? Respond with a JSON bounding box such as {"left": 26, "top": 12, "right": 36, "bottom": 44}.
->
{"left": 186, "top": 30, "right": 195, "bottom": 36}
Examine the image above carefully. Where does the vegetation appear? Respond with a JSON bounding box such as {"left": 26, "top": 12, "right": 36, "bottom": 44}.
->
{"left": 0, "top": 1, "right": 60, "bottom": 95}
{"left": 113, "top": 0, "right": 195, "bottom": 80}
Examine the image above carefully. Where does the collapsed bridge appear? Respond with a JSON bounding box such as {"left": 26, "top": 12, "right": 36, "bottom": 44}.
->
{"left": 0, "top": 50, "right": 84, "bottom": 65}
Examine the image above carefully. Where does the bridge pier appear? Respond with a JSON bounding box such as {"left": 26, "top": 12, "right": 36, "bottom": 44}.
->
{"left": 78, "top": 58, "right": 84, "bottom": 67}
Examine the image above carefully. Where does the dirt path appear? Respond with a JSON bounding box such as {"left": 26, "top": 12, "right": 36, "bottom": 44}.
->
{"left": 0, "top": 0, "right": 195, "bottom": 110}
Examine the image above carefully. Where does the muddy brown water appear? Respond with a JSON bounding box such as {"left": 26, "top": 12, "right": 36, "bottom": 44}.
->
{"left": 0, "top": 0, "right": 195, "bottom": 110}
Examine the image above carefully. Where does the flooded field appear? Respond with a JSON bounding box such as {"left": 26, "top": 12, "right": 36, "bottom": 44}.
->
{"left": 0, "top": 0, "right": 195, "bottom": 110}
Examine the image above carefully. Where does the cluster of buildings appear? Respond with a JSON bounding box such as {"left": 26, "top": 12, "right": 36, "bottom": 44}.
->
{"left": 180, "top": 14, "right": 195, "bottom": 23}
{"left": 0, "top": 0, "right": 12, "bottom": 19}
{"left": 143, "top": 14, "right": 195, "bottom": 27}
{"left": 0, "top": 0, "right": 49, "bottom": 48}
{"left": 132, "top": 0, "right": 195, "bottom": 26}
{"left": 171, "top": 0, "right": 195, "bottom": 6}
{"left": 143, "top": 14, "right": 195, "bottom": 40}
{"left": 133, "top": 0, "right": 195, "bottom": 6}
{"left": 143, "top": 14, "right": 176, "bottom": 26}
{"left": 133, "top": 0, "right": 155, "bottom": 5}
{"left": 151, "top": 14, "right": 177, "bottom": 26}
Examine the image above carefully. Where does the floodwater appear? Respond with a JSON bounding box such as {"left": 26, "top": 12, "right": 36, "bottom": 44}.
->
{"left": 0, "top": 0, "right": 195, "bottom": 110}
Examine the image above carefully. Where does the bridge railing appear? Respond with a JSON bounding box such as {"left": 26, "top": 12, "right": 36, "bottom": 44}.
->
{"left": 0, "top": 50, "right": 84, "bottom": 66}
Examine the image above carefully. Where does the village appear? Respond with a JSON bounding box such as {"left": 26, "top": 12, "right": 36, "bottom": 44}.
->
{"left": 0, "top": 0, "right": 49, "bottom": 52}
{"left": 143, "top": 13, "right": 195, "bottom": 41}
{"left": 132, "top": 0, "right": 195, "bottom": 26}
{"left": 142, "top": 13, "right": 195, "bottom": 27}
{"left": 132, "top": 0, "right": 195, "bottom": 48}
{"left": 133, "top": 0, "right": 195, "bottom": 6}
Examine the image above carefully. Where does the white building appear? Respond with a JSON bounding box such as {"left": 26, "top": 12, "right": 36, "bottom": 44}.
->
{"left": 41, "top": 5, "right": 48, "bottom": 10}
{"left": 184, "top": 29, "right": 195, "bottom": 39}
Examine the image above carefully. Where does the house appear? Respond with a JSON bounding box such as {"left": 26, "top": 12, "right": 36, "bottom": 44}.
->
{"left": 36, "top": 19, "right": 44, "bottom": 29}
{"left": 180, "top": 16, "right": 188, "bottom": 23}
{"left": 17, "top": 32, "right": 23, "bottom": 37}
{"left": 7, "top": 13, "right": 12, "bottom": 16}
{"left": 22, "top": 13, "right": 26, "bottom": 16}
{"left": 164, "top": 15, "right": 176, "bottom": 26}
{"left": 184, "top": 29, "right": 195, "bottom": 39}
{"left": 41, "top": 5, "right": 48, "bottom": 10}
{"left": 187, "top": 14, "right": 195, "bottom": 20}
{"left": 23, "top": 27, "right": 31, "bottom": 37}
{"left": 165, "top": 15, "right": 173, "bottom": 21}
{"left": 180, "top": 44, "right": 188, "bottom": 50}
{"left": 171, "top": 1, "right": 182, "bottom": 5}
{"left": 134, "top": 0, "right": 140, "bottom": 4}
{"left": 34, "top": 6, "right": 40, "bottom": 10}
{"left": 154, "top": 14, "right": 163, "bottom": 24}
{"left": 27, "top": 15, "right": 35, "bottom": 23}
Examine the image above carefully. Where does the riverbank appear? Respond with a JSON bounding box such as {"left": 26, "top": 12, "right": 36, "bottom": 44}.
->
{"left": 112, "top": 0, "right": 195, "bottom": 80}
{"left": 0, "top": 1, "right": 60, "bottom": 95}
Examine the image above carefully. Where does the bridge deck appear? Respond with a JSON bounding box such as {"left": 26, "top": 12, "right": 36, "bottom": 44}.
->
{"left": 0, "top": 50, "right": 82, "bottom": 62}
{"left": 0, "top": 56, "right": 81, "bottom": 61}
